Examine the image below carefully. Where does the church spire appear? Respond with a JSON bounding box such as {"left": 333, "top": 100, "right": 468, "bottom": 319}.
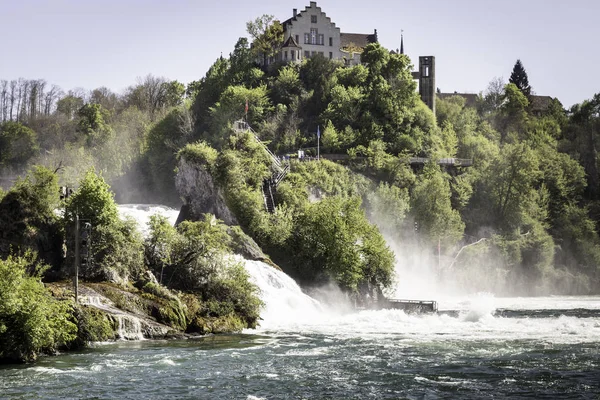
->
{"left": 400, "top": 30, "right": 404, "bottom": 55}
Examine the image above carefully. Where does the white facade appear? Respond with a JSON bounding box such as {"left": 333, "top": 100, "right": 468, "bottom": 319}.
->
{"left": 279, "top": 1, "right": 342, "bottom": 63}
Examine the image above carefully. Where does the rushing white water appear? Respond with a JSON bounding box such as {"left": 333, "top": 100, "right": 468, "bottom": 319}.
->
{"left": 245, "top": 259, "right": 600, "bottom": 344}
{"left": 117, "top": 204, "right": 600, "bottom": 346}
{"left": 115, "top": 315, "right": 145, "bottom": 341}
{"left": 118, "top": 204, "right": 179, "bottom": 237}
{"left": 239, "top": 257, "right": 327, "bottom": 329}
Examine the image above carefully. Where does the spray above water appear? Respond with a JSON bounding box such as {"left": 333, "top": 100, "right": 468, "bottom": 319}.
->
{"left": 239, "top": 257, "right": 326, "bottom": 329}
{"left": 118, "top": 204, "right": 179, "bottom": 237}
{"left": 116, "top": 205, "right": 600, "bottom": 343}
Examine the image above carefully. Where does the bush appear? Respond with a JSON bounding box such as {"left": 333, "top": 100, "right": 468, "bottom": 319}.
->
{"left": 66, "top": 169, "right": 144, "bottom": 282}
{"left": 0, "top": 253, "right": 77, "bottom": 363}
{"left": 145, "top": 215, "right": 262, "bottom": 329}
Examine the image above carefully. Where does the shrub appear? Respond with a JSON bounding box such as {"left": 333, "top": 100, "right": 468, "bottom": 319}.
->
{"left": 0, "top": 253, "right": 77, "bottom": 363}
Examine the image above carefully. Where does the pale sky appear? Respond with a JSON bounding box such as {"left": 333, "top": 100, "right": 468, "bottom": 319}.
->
{"left": 1, "top": 0, "right": 598, "bottom": 108}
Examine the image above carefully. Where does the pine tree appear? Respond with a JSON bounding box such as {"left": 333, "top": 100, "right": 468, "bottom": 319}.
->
{"left": 509, "top": 59, "right": 532, "bottom": 98}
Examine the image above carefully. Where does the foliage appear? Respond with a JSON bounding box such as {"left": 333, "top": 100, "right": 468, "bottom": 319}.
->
{"left": 65, "top": 169, "right": 144, "bottom": 282}
{"left": 177, "top": 141, "right": 218, "bottom": 168}
{"left": 0, "top": 121, "right": 39, "bottom": 168}
{"left": 72, "top": 306, "right": 115, "bottom": 346}
{"left": 144, "top": 105, "right": 193, "bottom": 204}
{"left": 0, "top": 253, "right": 77, "bottom": 362}
{"left": 411, "top": 163, "right": 465, "bottom": 247}
{"left": 509, "top": 59, "right": 532, "bottom": 98}
{"left": 0, "top": 166, "right": 62, "bottom": 269}
{"left": 77, "top": 103, "right": 113, "bottom": 147}
{"left": 289, "top": 196, "right": 394, "bottom": 293}
{"left": 145, "top": 214, "right": 262, "bottom": 329}
{"left": 246, "top": 15, "right": 284, "bottom": 65}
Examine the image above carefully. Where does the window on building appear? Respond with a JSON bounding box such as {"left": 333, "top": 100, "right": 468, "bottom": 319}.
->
{"left": 295, "top": 34, "right": 299, "bottom": 43}
{"left": 318, "top": 51, "right": 323, "bottom": 57}
{"left": 329, "top": 37, "right": 333, "bottom": 46}
{"left": 318, "top": 34, "right": 324, "bottom": 45}
{"left": 424, "top": 66, "right": 429, "bottom": 77}
{"left": 329, "top": 52, "right": 333, "bottom": 59}
{"left": 284, "top": 51, "right": 288, "bottom": 60}
{"left": 311, "top": 15, "right": 317, "bottom": 23}
{"left": 310, "top": 28, "right": 317, "bottom": 45}
{"left": 304, "top": 51, "right": 310, "bottom": 58}
{"left": 304, "top": 33, "right": 309, "bottom": 44}
{"left": 292, "top": 50, "right": 296, "bottom": 60}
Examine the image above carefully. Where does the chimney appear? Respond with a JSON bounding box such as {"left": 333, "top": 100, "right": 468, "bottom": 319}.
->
{"left": 293, "top": 8, "right": 297, "bottom": 17}
{"left": 310, "top": 1, "right": 316, "bottom": 7}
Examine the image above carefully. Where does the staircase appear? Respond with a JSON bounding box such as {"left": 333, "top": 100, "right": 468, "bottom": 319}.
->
{"left": 234, "top": 120, "right": 289, "bottom": 213}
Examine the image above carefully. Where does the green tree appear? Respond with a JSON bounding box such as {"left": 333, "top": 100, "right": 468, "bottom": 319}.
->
{"left": 77, "top": 103, "right": 113, "bottom": 147}
{"left": 0, "top": 166, "right": 62, "bottom": 269}
{"left": 0, "top": 121, "right": 39, "bottom": 168}
{"left": 66, "top": 169, "right": 143, "bottom": 282}
{"left": 145, "top": 215, "right": 262, "bottom": 329}
{"left": 56, "top": 93, "right": 84, "bottom": 119}
{"left": 0, "top": 253, "right": 77, "bottom": 362}
{"left": 411, "top": 163, "right": 465, "bottom": 247}
{"left": 246, "top": 15, "right": 284, "bottom": 65}
{"left": 290, "top": 196, "right": 395, "bottom": 295}
{"left": 509, "top": 59, "right": 532, "bottom": 98}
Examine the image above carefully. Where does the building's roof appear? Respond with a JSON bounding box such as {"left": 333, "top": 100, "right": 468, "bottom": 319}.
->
{"left": 530, "top": 95, "right": 554, "bottom": 112}
{"left": 438, "top": 92, "right": 479, "bottom": 108}
{"left": 282, "top": 15, "right": 299, "bottom": 28}
{"left": 282, "top": 35, "right": 301, "bottom": 49}
{"left": 340, "top": 32, "right": 377, "bottom": 50}
{"left": 439, "top": 92, "right": 556, "bottom": 113}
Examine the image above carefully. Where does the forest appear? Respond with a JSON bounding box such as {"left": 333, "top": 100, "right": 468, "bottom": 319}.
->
{"left": 1, "top": 20, "right": 600, "bottom": 362}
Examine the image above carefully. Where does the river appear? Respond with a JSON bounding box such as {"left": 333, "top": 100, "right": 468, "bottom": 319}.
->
{"left": 1, "top": 205, "right": 598, "bottom": 399}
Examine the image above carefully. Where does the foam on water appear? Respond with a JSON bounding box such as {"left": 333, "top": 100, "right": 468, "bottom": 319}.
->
{"left": 118, "top": 204, "right": 600, "bottom": 346}
{"left": 241, "top": 256, "right": 600, "bottom": 344}
{"left": 239, "top": 257, "right": 327, "bottom": 329}
{"left": 117, "top": 204, "right": 179, "bottom": 237}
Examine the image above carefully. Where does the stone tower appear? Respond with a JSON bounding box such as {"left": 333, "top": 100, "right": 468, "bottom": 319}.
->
{"left": 418, "top": 56, "right": 436, "bottom": 114}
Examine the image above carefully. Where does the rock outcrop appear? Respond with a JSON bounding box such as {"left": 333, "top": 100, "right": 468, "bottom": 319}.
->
{"left": 175, "top": 155, "right": 238, "bottom": 226}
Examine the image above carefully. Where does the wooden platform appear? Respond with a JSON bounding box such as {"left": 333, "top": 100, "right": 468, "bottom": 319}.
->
{"left": 379, "top": 299, "right": 438, "bottom": 313}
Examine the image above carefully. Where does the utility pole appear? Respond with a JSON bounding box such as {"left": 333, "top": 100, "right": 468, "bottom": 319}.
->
{"left": 74, "top": 213, "right": 79, "bottom": 304}
{"left": 317, "top": 125, "right": 320, "bottom": 160}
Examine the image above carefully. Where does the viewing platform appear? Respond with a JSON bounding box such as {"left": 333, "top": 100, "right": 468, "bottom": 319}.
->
{"left": 378, "top": 299, "right": 438, "bottom": 314}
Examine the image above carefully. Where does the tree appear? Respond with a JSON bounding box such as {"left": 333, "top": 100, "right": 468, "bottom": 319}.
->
{"left": 0, "top": 121, "right": 39, "bottom": 168}
{"left": 77, "top": 103, "right": 113, "bottom": 147}
{"left": 0, "top": 166, "right": 63, "bottom": 269}
{"left": 246, "top": 15, "right": 284, "bottom": 65}
{"left": 480, "top": 76, "right": 506, "bottom": 113}
{"left": 56, "top": 92, "right": 84, "bottom": 120}
{"left": 509, "top": 59, "right": 532, "bottom": 98}
{"left": 65, "top": 169, "right": 144, "bottom": 281}
{"left": 290, "top": 196, "right": 395, "bottom": 295}
{"left": 0, "top": 253, "right": 77, "bottom": 362}
{"left": 410, "top": 163, "right": 465, "bottom": 247}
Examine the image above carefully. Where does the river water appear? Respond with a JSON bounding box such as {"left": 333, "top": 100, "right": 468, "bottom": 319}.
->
{"left": 1, "top": 205, "right": 599, "bottom": 399}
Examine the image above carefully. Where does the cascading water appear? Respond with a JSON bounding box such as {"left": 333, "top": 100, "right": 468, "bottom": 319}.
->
{"left": 117, "top": 204, "right": 179, "bottom": 236}
{"left": 238, "top": 257, "right": 325, "bottom": 329}
{"left": 1, "top": 204, "right": 597, "bottom": 399}
{"left": 115, "top": 315, "right": 145, "bottom": 341}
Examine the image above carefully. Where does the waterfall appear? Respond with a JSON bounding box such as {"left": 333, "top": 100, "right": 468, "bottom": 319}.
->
{"left": 115, "top": 315, "right": 145, "bottom": 340}
{"left": 116, "top": 204, "right": 328, "bottom": 329}
{"left": 117, "top": 204, "right": 179, "bottom": 237}
{"left": 80, "top": 296, "right": 104, "bottom": 307}
{"left": 239, "top": 257, "right": 327, "bottom": 329}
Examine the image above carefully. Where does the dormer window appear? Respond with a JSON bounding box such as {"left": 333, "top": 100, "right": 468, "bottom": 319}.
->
{"left": 311, "top": 15, "right": 317, "bottom": 23}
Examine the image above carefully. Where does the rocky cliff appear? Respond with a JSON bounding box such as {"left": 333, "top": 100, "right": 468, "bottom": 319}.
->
{"left": 175, "top": 155, "right": 238, "bottom": 226}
